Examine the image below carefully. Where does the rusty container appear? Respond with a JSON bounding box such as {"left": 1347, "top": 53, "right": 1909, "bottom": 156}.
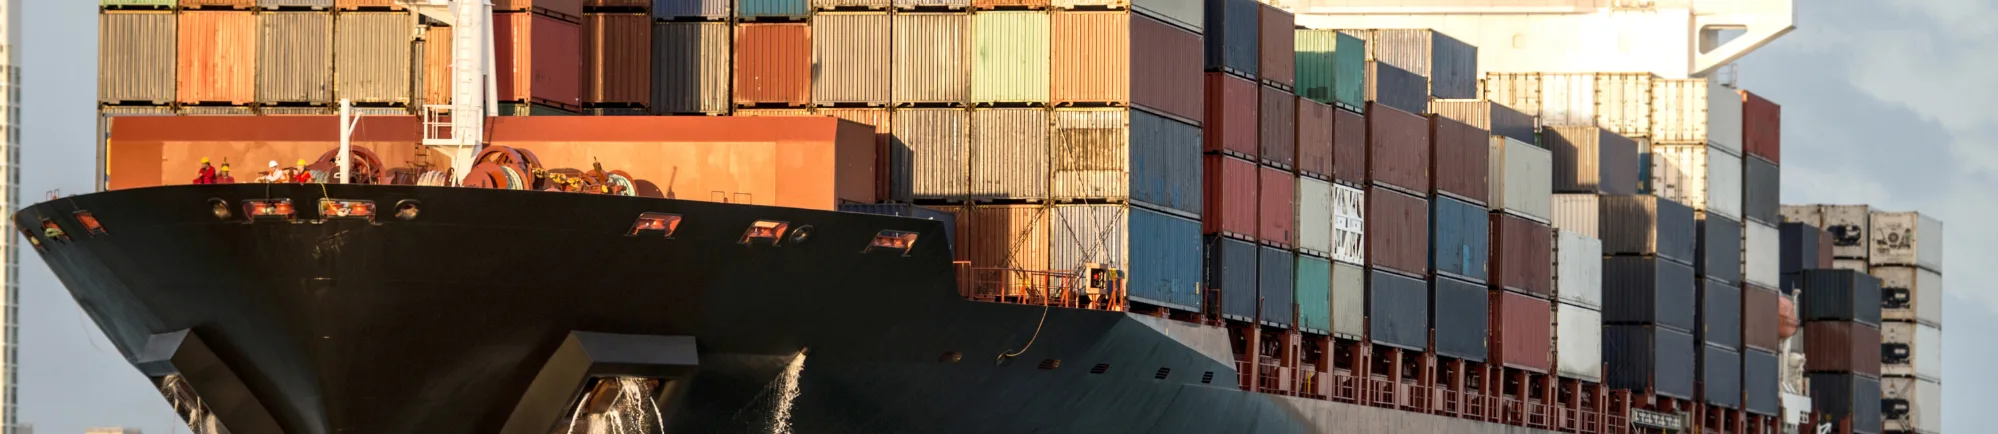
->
{"left": 1332, "top": 107, "right": 1366, "bottom": 186}
{"left": 256, "top": 12, "right": 333, "bottom": 105}
{"left": 1259, "top": 166, "right": 1296, "bottom": 247}
{"left": 652, "top": 21, "right": 731, "bottom": 114}
{"left": 1129, "top": 14, "right": 1204, "bottom": 124}
{"left": 423, "top": 25, "right": 453, "bottom": 106}
{"left": 1296, "top": 98, "right": 1334, "bottom": 179}
{"left": 1742, "top": 90, "right": 1781, "bottom": 164}
{"left": 812, "top": 12, "right": 891, "bottom": 106}
{"left": 1804, "top": 321, "right": 1881, "bottom": 377}
{"left": 1259, "top": 85, "right": 1296, "bottom": 169}
{"left": 970, "top": 108, "right": 1050, "bottom": 200}
{"left": 1204, "top": 154, "right": 1258, "bottom": 239}
{"left": 1367, "top": 186, "right": 1428, "bottom": 277}
{"left": 1491, "top": 290, "right": 1554, "bottom": 373}
{"left": 100, "top": 11, "right": 178, "bottom": 105}
{"left": 891, "top": 12, "right": 969, "bottom": 106}
{"left": 1256, "top": 4, "right": 1294, "bottom": 89}
{"left": 1430, "top": 114, "right": 1489, "bottom": 205}
{"left": 495, "top": 0, "right": 585, "bottom": 21}
{"left": 968, "top": 205, "right": 1053, "bottom": 289}
{"left": 1366, "top": 102, "right": 1429, "bottom": 195}
{"left": 177, "top": 11, "right": 258, "bottom": 105}
{"left": 1491, "top": 212, "right": 1552, "bottom": 298}
{"left": 1051, "top": 108, "right": 1130, "bottom": 200}
{"left": 1743, "top": 283, "right": 1780, "bottom": 352}
{"left": 1204, "top": 72, "right": 1258, "bottom": 158}
{"left": 497, "top": 12, "right": 584, "bottom": 110}
{"left": 734, "top": 23, "right": 812, "bottom": 106}
{"left": 584, "top": 13, "right": 652, "bottom": 106}
{"left": 896, "top": 108, "right": 972, "bottom": 201}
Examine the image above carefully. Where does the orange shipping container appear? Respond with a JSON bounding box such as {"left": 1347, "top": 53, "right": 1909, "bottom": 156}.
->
{"left": 423, "top": 25, "right": 453, "bottom": 106}
{"left": 183, "top": 0, "right": 254, "bottom": 8}
{"left": 1051, "top": 11, "right": 1127, "bottom": 106}
{"left": 177, "top": 11, "right": 258, "bottom": 105}
{"left": 735, "top": 23, "right": 812, "bottom": 106}
{"left": 585, "top": 13, "right": 652, "bottom": 106}
{"left": 497, "top": 12, "right": 584, "bottom": 110}
{"left": 967, "top": 205, "right": 1052, "bottom": 287}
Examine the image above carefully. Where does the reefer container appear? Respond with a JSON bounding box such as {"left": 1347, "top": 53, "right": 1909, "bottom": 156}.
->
{"left": 1592, "top": 73, "right": 1655, "bottom": 138}
{"left": 1051, "top": 109, "right": 1130, "bottom": 200}
{"left": 1297, "top": 177, "right": 1334, "bottom": 257}
{"left": 1700, "top": 344, "right": 1742, "bottom": 409}
{"left": 970, "top": 108, "right": 1050, "bottom": 199}
{"left": 1259, "top": 85, "right": 1297, "bottom": 168}
{"left": 1550, "top": 194, "right": 1598, "bottom": 238}
{"left": 1820, "top": 204, "right": 1871, "bottom": 259}
{"left": 1779, "top": 222, "right": 1833, "bottom": 275}
{"left": 100, "top": 11, "right": 177, "bottom": 105}
{"left": 1491, "top": 290, "right": 1553, "bottom": 373}
{"left": 1867, "top": 211, "right": 1942, "bottom": 270}
{"left": 1599, "top": 195, "right": 1695, "bottom": 264}
{"left": 651, "top": 22, "right": 730, "bottom": 115}
{"left": 1296, "top": 255, "right": 1332, "bottom": 334}
{"left": 1367, "top": 103, "right": 1430, "bottom": 195}
{"left": 1433, "top": 275, "right": 1488, "bottom": 361}
{"left": 1556, "top": 302, "right": 1603, "bottom": 381}
{"left": 1131, "top": 0, "right": 1200, "bottom": 34}
{"left": 585, "top": 13, "right": 652, "bottom": 106}
{"left": 1204, "top": 73, "right": 1259, "bottom": 158}
{"left": 1696, "top": 214, "right": 1743, "bottom": 285}
{"left": 1742, "top": 156, "right": 1779, "bottom": 225}
{"left": 1129, "top": 207, "right": 1204, "bottom": 311}
{"left": 335, "top": 12, "right": 412, "bottom": 105}
{"left": 1367, "top": 187, "right": 1427, "bottom": 277}
{"left": 1544, "top": 126, "right": 1638, "bottom": 195}
{"left": 1259, "top": 246, "right": 1295, "bottom": 327}
{"left": 1881, "top": 376, "right": 1940, "bottom": 434}
{"left": 1742, "top": 284, "right": 1779, "bottom": 352}
{"left": 1833, "top": 259, "right": 1868, "bottom": 273}
{"left": 1605, "top": 324, "right": 1696, "bottom": 400}
{"left": 968, "top": 205, "right": 1052, "bottom": 285}
{"left": 1125, "top": 14, "right": 1204, "bottom": 123}
{"left": 839, "top": 203, "right": 958, "bottom": 252}
{"left": 1293, "top": 30, "right": 1362, "bottom": 111}
{"left": 1367, "top": 268, "right": 1428, "bottom": 351}
{"left": 1131, "top": 111, "right": 1202, "bottom": 215}
{"left": 1801, "top": 269, "right": 1881, "bottom": 326}
{"left": 1650, "top": 143, "right": 1742, "bottom": 220}
{"left": 1807, "top": 373, "right": 1882, "bottom": 434}
{"left": 733, "top": 23, "right": 811, "bottom": 106}
{"left": 1331, "top": 183, "right": 1365, "bottom": 264}
{"left": 1881, "top": 322, "right": 1940, "bottom": 381}
{"left": 811, "top": 13, "right": 890, "bottom": 106}
{"left": 1554, "top": 231, "right": 1602, "bottom": 309}
{"left": 1331, "top": 107, "right": 1367, "bottom": 186}
{"left": 1364, "top": 29, "right": 1476, "bottom": 99}
{"left": 1489, "top": 136, "right": 1553, "bottom": 222}
{"left": 1651, "top": 78, "right": 1743, "bottom": 155}
{"left": 1202, "top": 0, "right": 1258, "bottom": 78}
{"left": 256, "top": 12, "right": 333, "bottom": 105}
{"left": 1331, "top": 261, "right": 1365, "bottom": 338}
{"left": 1874, "top": 265, "right": 1942, "bottom": 326}
{"left": 891, "top": 13, "right": 970, "bottom": 106}
{"left": 1296, "top": 99, "right": 1334, "bottom": 179}
{"left": 1255, "top": 4, "right": 1293, "bottom": 88}
{"left": 1430, "top": 195, "right": 1490, "bottom": 283}
{"left": 1803, "top": 321, "right": 1881, "bottom": 377}
{"left": 897, "top": 108, "right": 972, "bottom": 201}
{"left": 1780, "top": 204, "right": 1822, "bottom": 228}
{"left": 1491, "top": 213, "right": 1552, "bottom": 297}
{"left": 1052, "top": 12, "right": 1128, "bottom": 107}
{"left": 1741, "top": 90, "right": 1780, "bottom": 164}
{"left": 737, "top": 0, "right": 808, "bottom": 19}
{"left": 1428, "top": 100, "right": 1535, "bottom": 145}
{"left": 1209, "top": 235, "right": 1259, "bottom": 322}
{"left": 177, "top": 11, "right": 257, "bottom": 105}
{"left": 1050, "top": 204, "right": 1129, "bottom": 276}
{"left": 1697, "top": 278, "right": 1740, "bottom": 349}
{"left": 499, "top": 13, "right": 584, "bottom": 109}
{"left": 1603, "top": 256, "right": 1696, "bottom": 332}
{"left": 1430, "top": 114, "right": 1490, "bottom": 205}
{"left": 1744, "top": 221, "right": 1778, "bottom": 287}
{"left": 1744, "top": 348, "right": 1779, "bottom": 416}
{"left": 1204, "top": 155, "right": 1258, "bottom": 238}
{"left": 654, "top": 0, "right": 728, "bottom": 19}
{"left": 1258, "top": 166, "right": 1296, "bottom": 246}
{"left": 1365, "top": 62, "right": 1427, "bottom": 115}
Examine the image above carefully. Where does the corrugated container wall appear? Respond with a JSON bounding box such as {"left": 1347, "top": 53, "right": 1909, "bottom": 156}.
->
{"left": 1259, "top": 246, "right": 1295, "bottom": 327}
{"left": 184, "top": 0, "right": 253, "bottom": 8}
{"left": 1801, "top": 269, "right": 1882, "bottom": 326}
{"left": 1050, "top": 204, "right": 1129, "bottom": 277}
{"left": 1592, "top": 73, "right": 1654, "bottom": 138}
{"left": 1295, "top": 31, "right": 1365, "bottom": 112}
{"left": 1868, "top": 211, "right": 1943, "bottom": 270}
{"left": 1882, "top": 377, "right": 1941, "bottom": 434}
{"left": 1745, "top": 349, "right": 1780, "bottom": 416}
{"left": 1331, "top": 261, "right": 1365, "bottom": 338}
{"left": 1803, "top": 321, "right": 1881, "bottom": 377}
{"left": 1742, "top": 284, "right": 1779, "bottom": 352}
{"left": 1205, "top": 73, "right": 1258, "bottom": 157}
{"left": 1480, "top": 73, "right": 1540, "bottom": 125}
{"left": 815, "top": 0, "right": 888, "bottom": 10}
{"left": 1491, "top": 213, "right": 1552, "bottom": 297}
{"left": 1650, "top": 143, "right": 1743, "bottom": 219}
{"left": 1366, "top": 29, "right": 1476, "bottom": 99}
{"left": 1743, "top": 156, "right": 1779, "bottom": 225}
{"left": 1605, "top": 325, "right": 1697, "bottom": 400}
{"left": 100, "top": 12, "right": 178, "bottom": 105}
{"left": 1696, "top": 214, "right": 1743, "bottom": 285}
{"left": 422, "top": 25, "right": 452, "bottom": 107}
{"left": 968, "top": 204, "right": 1051, "bottom": 275}
{"left": 734, "top": 23, "right": 811, "bottom": 106}
{"left": 177, "top": 11, "right": 257, "bottom": 105}
{"left": 1545, "top": 126, "right": 1638, "bottom": 195}
{"left": 1365, "top": 62, "right": 1427, "bottom": 115}
{"left": 585, "top": 13, "right": 651, "bottom": 106}
{"left": 1430, "top": 115, "right": 1489, "bottom": 204}
{"left": 1556, "top": 303, "right": 1603, "bottom": 381}
{"left": 1599, "top": 195, "right": 1695, "bottom": 264}
{"left": 1331, "top": 184, "right": 1365, "bottom": 264}
{"left": 1367, "top": 187, "right": 1428, "bottom": 277}
{"left": 1259, "top": 86, "right": 1296, "bottom": 168}
{"left": 497, "top": 13, "right": 583, "bottom": 108}
{"left": 1129, "top": 208, "right": 1204, "bottom": 311}
{"left": 1296, "top": 255, "right": 1333, "bottom": 334}
{"left": 1131, "top": 111, "right": 1202, "bottom": 215}
{"left": 1368, "top": 269, "right": 1428, "bottom": 351}
{"left": 1779, "top": 222, "right": 1831, "bottom": 276}
{"left": 1821, "top": 205, "right": 1871, "bottom": 259}
{"left": 1255, "top": 4, "right": 1293, "bottom": 88}
{"left": 1522, "top": 73, "right": 1593, "bottom": 128}
{"left": 891, "top": 13, "right": 969, "bottom": 106}
{"left": 1210, "top": 236, "right": 1259, "bottom": 321}
{"left": 654, "top": 0, "right": 729, "bottom": 18}
{"left": 1127, "top": 14, "right": 1204, "bottom": 124}
{"left": 335, "top": 13, "right": 412, "bottom": 105}
{"left": 1332, "top": 107, "right": 1366, "bottom": 185}
{"left": 1433, "top": 276, "right": 1489, "bottom": 361}
{"left": 1428, "top": 99, "right": 1536, "bottom": 146}
{"left": 976, "top": 0, "right": 1048, "bottom": 11}
{"left": 1651, "top": 78, "right": 1744, "bottom": 155}
{"left": 737, "top": 0, "right": 807, "bottom": 19}
{"left": 1603, "top": 256, "right": 1696, "bottom": 332}
{"left": 1808, "top": 374, "right": 1883, "bottom": 434}
{"left": 1202, "top": 0, "right": 1257, "bottom": 78}
{"left": 587, "top": 0, "right": 647, "bottom": 7}
{"left": 1741, "top": 90, "right": 1781, "bottom": 164}
{"left": 970, "top": 108, "right": 1050, "bottom": 200}
{"left": 1697, "top": 278, "right": 1741, "bottom": 349}
{"left": 106, "top": 0, "right": 178, "bottom": 7}
{"left": 1489, "top": 136, "right": 1552, "bottom": 222}
{"left": 893, "top": 0, "right": 967, "bottom": 10}
{"left": 1491, "top": 291, "right": 1553, "bottom": 373}
{"left": 652, "top": 22, "right": 730, "bottom": 114}
{"left": 1051, "top": 11, "right": 1127, "bottom": 107}
{"left": 1130, "top": 0, "right": 1198, "bottom": 33}
{"left": 1874, "top": 265, "right": 1942, "bottom": 327}
{"left": 1298, "top": 177, "right": 1334, "bottom": 257}
{"left": 1431, "top": 195, "right": 1490, "bottom": 283}
{"left": 1367, "top": 104, "right": 1430, "bottom": 195}
{"left": 256, "top": 12, "right": 332, "bottom": 105}
{"left": 971, "top": 12, "right": 1050, "bottom": 105}
{"left": 1554, "top": 231, "right": 1602, "bottom": 308}
{"left": 1782, "top": 205, "right": 1823, "bottom": 228}
{"left": 259, "top": 0, "right": 332, "bottom": 8}
{"left": 811, "top": 13, "right": 889, "bottom": 106}
{"left": 1204, "top": 155, "right": 1257, "bottom": 237}
{"left": 897, "top": 108, "right": 972, "bottom": 201}
{"left": 1296, "top": 99, "right": 1334, "bottom": 179}
{"left": 1551, "top": 194, "right": 1599, "bottom": 238}
{"left": 1259, "top": 166, "right": 1296, "bottom": 246}
{"left": 494, "top": 0, "right": 583, "bottom": 19}
{"left": 1744, "top": 221, "right": 1779, "bottom": 287}
{"left": 1700, "top": 344, "right": 1742, "bottom": 409}
{"left": 1882, "top": 322, "right": 1941, "bottom": 381}
{"left": 1052, "top": 109, "right": 1130, "bottom": 200}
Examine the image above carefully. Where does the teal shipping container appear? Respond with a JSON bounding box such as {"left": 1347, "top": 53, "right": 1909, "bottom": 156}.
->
{"left": 971, "top": 12, "right": 1051, "bottom": 105}
{"left": 1294, "top": 30, "right": 1365, "bottom": 113}
{"left": 1131, "top": 208, "right": 1204, "bottom": 312}
{"left": 737, "top": 0, "right": 809, "bottom": 20}
{"left": 1296, "top": 255, "right": 1332, "bottom": 335}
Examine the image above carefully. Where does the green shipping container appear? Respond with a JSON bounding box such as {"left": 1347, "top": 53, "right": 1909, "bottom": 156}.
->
{"left": 1296, "top": 255, "right": 1333, "bottom": 334}
{"left": 1294, "top": 30, "right": 1366, "bottom": 113}
{"left": 102, "top": 0, "right": 178, "bottom": 7}
{"left": 971, "top": 11, "right": 1050, "bottom": 105}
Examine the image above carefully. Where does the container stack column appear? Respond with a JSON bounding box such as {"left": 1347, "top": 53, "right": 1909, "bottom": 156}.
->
{"left": 1798, "top": 269, "right": 1886, "bottom": 434}
{"left": 1291, "top": 28, "right": 1369, "bottom": 400}
{"left": 1537, "top": 123, "right": 1635, "bottom": 428}
{"left": 1865, "top": 210, "right": 1942, "bottom": 434}
{"left": 1736, "top": 88, "right": 1784, "bottom": 432}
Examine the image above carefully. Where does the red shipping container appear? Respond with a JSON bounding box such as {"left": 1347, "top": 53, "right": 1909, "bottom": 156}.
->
{"left": 1205, "top": 73, "right": 1259, "bottom": 158}
{"left": 733, "top": 23, "right": 812, "bottom": 106}
{"left": 1367, "top": 186, "right": 1428, "bottom": 277}
{"left": 1491, "top": 212, "right": 1553, "bottom": 297}
{"left": 1332, "top": 108, "right": 1367, "bottom": 186}
{"left": 496, "top": 12, "right": 584, "bottom": 110}
{"left": 1259, "top": 85, "right": 1297, "bottom": 169}
{"left": 1256, "top": 3, "right": 1295, "bottom": 89}
{"left": 1491, "top": 290, "right": 1554, "bottom": 373}
{"left": 1744, "top": 283, "right": 1780, "bottom": 352}
{"left": 1129, "top": 13, "right": 1205, "bottom": 124}
{"left": 1429, "top": 114, "right": 1489, "bottom": 204}
{"left": 584, "top": 13, "right": 652, "bottom": 106}
{"left": 1259, "top": 166, "right": 1297, "bottom": 247}
{"left": 495, "top": 0, "right": 585, "bottom": 23}
{"left": 1367, "top": 102, "right": 1429, "bottom": 194}
{"left": 1742, "top": 90, "right": 1781, "bottom": 164}
{"left": 1204, "top": 155, "right": 1259, "bottom": 238}
{"left": 1296, "top": 98, "right": 1334, "bottom": 179}
{"left": 1804, "top": 321, "right": 1881, "bottom": 377}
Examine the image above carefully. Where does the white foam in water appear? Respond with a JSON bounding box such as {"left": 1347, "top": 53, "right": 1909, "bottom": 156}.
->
{"left": 768, "top": 351, "right": 808, "bottom": 434}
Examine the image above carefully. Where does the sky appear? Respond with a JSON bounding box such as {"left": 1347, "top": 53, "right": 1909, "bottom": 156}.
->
{"left": 10, "top": 0, "right": 1987, "bottom": 433}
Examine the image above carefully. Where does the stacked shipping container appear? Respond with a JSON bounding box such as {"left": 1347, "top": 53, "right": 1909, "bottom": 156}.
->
{"left": 1799, "top": 269, "right": 1886, "bottom": 433}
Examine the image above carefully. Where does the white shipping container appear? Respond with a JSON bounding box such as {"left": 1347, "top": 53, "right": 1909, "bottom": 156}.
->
{"left": 1050, "top": 204, "right": 1130, "bottom": 275}
{"left": 1779, "top": 204, "right": 1822, "bottom": 227}
{"left": 1593, "top": 72, "right": 1653, "bottom": 139}
{"left": 1298, "top": 177, "right": 1335, "bottom": 257}
{"left": 1537, "top": 73, "right": 1596, "bottom": 127}
{"left": 1482, "top": 73, "right": 1540, "bottom": 120}
{"left": 1744, "top": 221, "right": 1779, "bottom": 288}
{"left": 1650, "top": 143, "right": 1742, "bottom": 220}
{"left": 1868, "top": 211, "right": 1943, "bottom": 271}
{"left": 970, "top": 108, "right": 1050, "bottom": 200}
{"left": 812, "top": 13, "right": 892, "bottom": 106}
{"left": 1551, "top": 193, "right": 1600, "bottom": 238}
{"left": 1490, "top": 136, "right": 1553, "bottom": 222}
{"left": 1555, "top": 230, "right": 1603, "bottom": 309}
{"left": 1331, "top": 183, "right": 1366, "bottom": 265}
{"left": 896, "top": 108, "right": 972, "bottom": 201}
{"left": 1331, "top": 260, "right": 1365, "bottom": 339}
{"left": 1882, "top": 321, "right": 1942, "bottom": 382}
{"left": 1650, "top": 78, "right": 1743, "bottom": 155}
{"left": 1832, "top": 259, "right": 1868, "bottom": 273}
{"left": 1872, "top": 265, "right": 1943, "bottom": 327}
{"left": 1555, "top": 302, "right": 1603, "bottom": 382}
{"left": 1882, "top": 376, "right": 1942, "bottom": 434}
{"left": 1821, "top": 205, "right": 1871, "bottom": 259}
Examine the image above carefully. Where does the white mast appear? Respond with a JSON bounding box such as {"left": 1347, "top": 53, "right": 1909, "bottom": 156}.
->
{"left": 417, "top": 0, "right": 495, "bottom": 185}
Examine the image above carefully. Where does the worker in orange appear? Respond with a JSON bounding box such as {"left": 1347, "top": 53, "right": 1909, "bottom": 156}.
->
{"left": 291, "top": 159, "right": 313, "bottom": 183}
{"left": 216, "top": 163, "right": 236, "bottom": 184}
{"left": 193, "top": 158, "right": 217, "bottom": 184}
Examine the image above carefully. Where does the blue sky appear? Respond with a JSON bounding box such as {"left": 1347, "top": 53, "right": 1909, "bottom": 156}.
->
{"left": 12, "top": 0, "right": 1980, "bottom": 432}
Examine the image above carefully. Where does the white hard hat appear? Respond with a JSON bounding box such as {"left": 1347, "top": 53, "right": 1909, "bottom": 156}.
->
{"left": 269, "top": 160, "right": 279, "bottom": 168}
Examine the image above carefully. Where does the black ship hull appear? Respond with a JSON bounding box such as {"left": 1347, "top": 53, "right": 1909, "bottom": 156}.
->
{"left": 20, "top": 185, "right": 1553, "bottom": 434}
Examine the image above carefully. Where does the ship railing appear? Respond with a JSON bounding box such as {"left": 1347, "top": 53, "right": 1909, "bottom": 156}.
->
{"left": 1601, "top": 413, "right": 1628, "bottom": 434}
{"left": 1526, "top": 401, "right": 1553, "bottom": 429}
{"left": 1328, "top": 372, "right": 1361, "bottom": 403}
{"left": 1295, "top": 369, "right": 1330, "bottom": 399}
{"left": 953, "top": 263, "right": 1127, "bottom": 312}
{"left": 1401, "top": 381, "right": 1433, "bottom": 413}
{"left": 1364, "top": 377, "right": 1396, "bottom": 408}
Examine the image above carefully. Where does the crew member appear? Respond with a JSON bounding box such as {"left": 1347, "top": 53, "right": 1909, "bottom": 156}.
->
{"left": 291, "top": 159, "right": 313, "bottom": 183}
{"left": 193, "top": 158, "right": 216, "bottom": 184}
{"left": 262, "top": 160, "right": 288, "bottom": 183}
{"left": 216, "top": 163, "right": 236, "bottom": 184}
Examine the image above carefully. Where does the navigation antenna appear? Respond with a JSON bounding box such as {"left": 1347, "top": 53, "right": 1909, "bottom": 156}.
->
{"left": 412, "top": 0, "right": 499, "bottom": 185}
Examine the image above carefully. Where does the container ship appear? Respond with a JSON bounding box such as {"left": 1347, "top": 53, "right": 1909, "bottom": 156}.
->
{"left": 37, "top": 0, "right": 1931, "bottom": 432}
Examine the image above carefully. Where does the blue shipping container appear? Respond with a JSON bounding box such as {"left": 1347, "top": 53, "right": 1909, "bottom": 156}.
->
{"left": 1801, "top": 269, "right": 1881, "bottom": 326}
{"left": 1698, "top": 277, "right": 1741, "bottom": 350}
{"left": 1432, "top": 274, "right": 1488, "bottom": 361}
{"left": 1296, "top": 255, "right": 1332, "bottom": 334}
{"left": 1701, "top": 343, "right": 1742, "bottom": 409}
{"left": 1208, "top": 235, "right": 1259, "bottom": 322}
{"left": 1132, "top": 111, "right": 1203, "bottom": 216}
{"left": 1605, "top": 324, "right": 1696, "bottom": 400}
{"left": 1430, "top": 194, "right": 1490, "bottom": 283}
{"left": 1130, "top": 208, "right": 1204, "bottom": 312}
{"left": 1202, "top": 0, "right": 1258, "bottom": 78}
{"left": 1367, "top": 268, "right": 1429, "bottom": 351}
{"left": 1259, "top": 246, "right": 1295, "bottom": 327}
{"left": 1602, "top": 256, "right": 1697, "bottom": 333}
{"left": 839, "top": 203, "right": 958, "bottom": 252}
{"left": 736, "top": 0, "right": 808, "bottom": 19}
{"left": 1696, "top": 213, "right": 1743, "bottom": 285}
{"left": 654, "top": 0, "right": 730, "bottom": 19}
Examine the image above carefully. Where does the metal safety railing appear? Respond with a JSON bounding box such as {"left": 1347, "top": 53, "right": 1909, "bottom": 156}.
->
{"left": 953, "top": 262, "right": 1126, "bottom": 311}
{"left": 1215, "top": 363, "right": 1629, "bottom": 434}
